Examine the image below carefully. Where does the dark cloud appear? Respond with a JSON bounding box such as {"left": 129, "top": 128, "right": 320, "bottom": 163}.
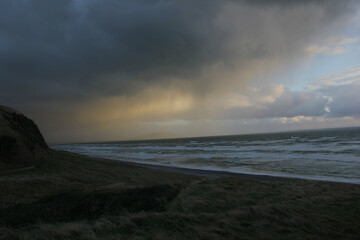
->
{"left": 0, "top": 0, "right": 223, "bottom": 102}
{"left": 0, "top": 0, "right": 358, "bottom": 142}
{"left": 0, "top": 0, "right": 354, "bottom": 104}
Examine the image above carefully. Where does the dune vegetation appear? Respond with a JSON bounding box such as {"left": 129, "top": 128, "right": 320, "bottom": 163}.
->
{"left": 0, "top": 150, "right": 359, "bottom": 240}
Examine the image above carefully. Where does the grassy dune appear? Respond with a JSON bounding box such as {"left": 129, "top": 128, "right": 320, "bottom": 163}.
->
{"left": 0, "top": 150, "right": 359, "bottom": 239}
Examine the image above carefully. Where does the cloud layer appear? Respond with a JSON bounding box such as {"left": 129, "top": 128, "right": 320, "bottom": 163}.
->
{"left": 0, "top": 0, "right": 359, "bottom": 142}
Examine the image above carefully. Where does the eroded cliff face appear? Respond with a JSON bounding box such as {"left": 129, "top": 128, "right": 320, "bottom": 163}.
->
{"left": 0, "top": 105, "right": 48, "bottom": 163}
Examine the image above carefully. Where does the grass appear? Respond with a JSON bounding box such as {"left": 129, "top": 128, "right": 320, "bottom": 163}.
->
{"left": 0, "top": 150, "right": 359, "bottom": 239}
{"left": 0, "top": 184, "right": 181, "bottom": 226}
{"left": 0, "top": 150, "right": 197, "bottom": 207}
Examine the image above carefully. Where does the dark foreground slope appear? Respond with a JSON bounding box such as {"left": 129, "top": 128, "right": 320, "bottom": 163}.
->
{"left": 0, "top": 150, "right": 359, "bottom": 240}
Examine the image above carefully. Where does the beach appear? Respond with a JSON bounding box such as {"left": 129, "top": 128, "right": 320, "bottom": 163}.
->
{"left": 110, "top": 159, "right": 301, "bottom": 182}
{"left": 2, "top": 150, "right": 360, "bottom": 239}
{"left": 53, "top": 127, "right": 360, "bottom": 185}
{"left": 2, "top": 1, "right": 360, "bottom": 238}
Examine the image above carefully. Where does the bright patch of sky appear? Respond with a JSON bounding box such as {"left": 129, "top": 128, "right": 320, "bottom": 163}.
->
{"left": 280, "top": 40, "right": 360, "bottom": 92}
{"left": 280, "top": 9, "right": 360, "bottom": 92}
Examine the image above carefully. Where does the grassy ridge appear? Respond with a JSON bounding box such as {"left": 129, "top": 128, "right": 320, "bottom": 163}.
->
{"left": 0, "top": 150, "right": 359, "bottom": 239}
{"left": 1, "top": 185, "right": 180, "bottom": 226}
{"left": 0, "top": 150, "right": 197, "bottom": 207}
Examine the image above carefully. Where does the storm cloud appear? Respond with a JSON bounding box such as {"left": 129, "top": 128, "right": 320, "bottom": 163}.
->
{"left": 0, "top": 0, "right": 358, "bottom": 142}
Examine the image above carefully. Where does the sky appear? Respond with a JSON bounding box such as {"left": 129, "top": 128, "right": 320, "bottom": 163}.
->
{"left": 1, "top": 0, "right": 360, "bottom": 143}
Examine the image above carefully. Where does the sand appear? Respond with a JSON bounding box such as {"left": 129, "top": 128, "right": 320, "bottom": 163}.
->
{"left": 102, "top": 158, "right": 305, "bottom": 182}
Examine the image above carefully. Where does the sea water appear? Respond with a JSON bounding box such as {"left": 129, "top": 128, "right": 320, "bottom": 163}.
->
{"left": 52, "top": 127, "right": 360, "bottom": 184}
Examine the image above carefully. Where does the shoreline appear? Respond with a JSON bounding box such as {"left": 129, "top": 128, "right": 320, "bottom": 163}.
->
{"left": 126, "top": 161, "right": 297, "bottom": 182}
{"left": 99, "top": 157, "right": 359, "bottom": 184}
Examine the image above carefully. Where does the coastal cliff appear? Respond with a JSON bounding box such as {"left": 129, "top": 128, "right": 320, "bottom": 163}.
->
{"left": 0, "top": 105, "right": 48, "bottom": 163}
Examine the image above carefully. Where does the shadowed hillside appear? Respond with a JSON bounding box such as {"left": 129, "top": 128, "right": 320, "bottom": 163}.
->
{"left": 0, "top": 105, "right": 48, "bottom": 164}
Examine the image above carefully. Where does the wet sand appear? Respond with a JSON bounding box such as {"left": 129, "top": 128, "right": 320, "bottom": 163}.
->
{"left": 103, "top": 158, "right": 299, "bottom": 182}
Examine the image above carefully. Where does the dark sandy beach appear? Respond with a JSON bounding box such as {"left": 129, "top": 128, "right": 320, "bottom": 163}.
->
{"left": 1, "top": 150, "right": 360, "bottom": 239}
{"left": 115, "top": 159, "right": 298, "bottom": 182}
{"left": 101, "top": 158, "right": 360, "bottom": 185}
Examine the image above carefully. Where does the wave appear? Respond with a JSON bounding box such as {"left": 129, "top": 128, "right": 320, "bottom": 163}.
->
{"left": 52, "top": 128, "right": 360, "bottom": 184}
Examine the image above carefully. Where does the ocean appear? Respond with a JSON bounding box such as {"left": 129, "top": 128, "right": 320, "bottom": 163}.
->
{"left": 52, "top": 127, "right": 360, "bottom": 184}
